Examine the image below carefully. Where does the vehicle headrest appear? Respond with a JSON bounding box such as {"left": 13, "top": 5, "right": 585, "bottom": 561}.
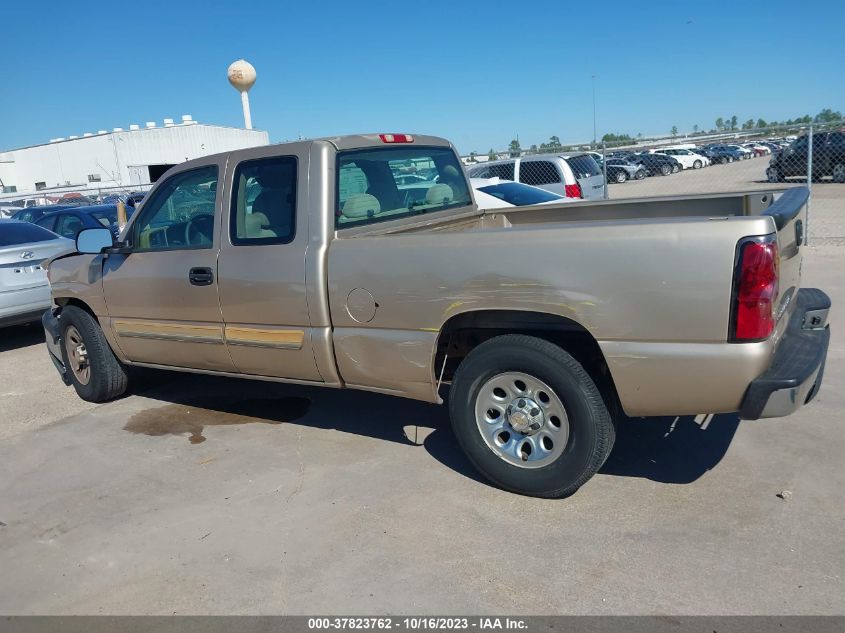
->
{"left": 425, "top": 184, "right": 453, "bottom": 205}
{"left": 342, "top": 193, "right": 381, "bottom": 218}
{"left": 441, "top": 165, "right": 460, "bottom": 180}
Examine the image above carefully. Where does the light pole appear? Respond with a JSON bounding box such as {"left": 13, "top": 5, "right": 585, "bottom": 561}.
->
{"left": 591, "top": 74, "right": 597, "bottom": 149}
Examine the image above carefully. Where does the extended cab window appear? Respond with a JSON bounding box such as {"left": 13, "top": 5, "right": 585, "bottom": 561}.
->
{"left": 336, "top": 146, "right": 472, "bottom": 228}
{"left": 230, "top": 156, "right": 297, "bottom": 245}
{"left": 519, "top": 160, "right": 561, "bottom": 185}
{"left": 133, "top": 166, "right": 218, "bottom": 251}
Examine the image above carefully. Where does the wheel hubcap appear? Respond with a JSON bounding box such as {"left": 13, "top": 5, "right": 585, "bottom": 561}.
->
{"left": 65, "top": 325, "right": 91, "bottom": 385}
{"left": 475, "top": 372, "right": 570, "bottom": 469}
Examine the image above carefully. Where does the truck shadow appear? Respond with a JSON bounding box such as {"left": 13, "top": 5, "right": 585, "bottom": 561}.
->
{"left": 0, "top": 322, "right": 45, "bottom": 353}
{"left": 128, "top": 372, "right": 740, "bottom": 486}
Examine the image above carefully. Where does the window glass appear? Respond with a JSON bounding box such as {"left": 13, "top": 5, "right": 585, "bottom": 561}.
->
{"left": 477, "top": 182, "right": 563, "bottom": 206}
{"left": 0, "top": 222, "right": 58, "bottom": 246}
{"left": 55, "top": 214, "right": 84, "bottom": 239}
{"left": 518, "top": 161, "right": 562, "bottom": 185}
{"left": 230, "top": 156, "right": 297, "bottom": 245}
{"left": 133, "top": 165, "right": 218, "bottom": 251}
{"left": 566, "top": 155, "right": 601, "bottom": 178}
{"left": 336, "top": 146, "right": 471, "bottom": 228}
{"left": 91, "top": 209, "right": 118, "bottom": 228}
{"left": 35, "top": 216, "right": 56, "bottom": 232}
{"left": 467, "top": 162, "right": 515, "bottom": 181}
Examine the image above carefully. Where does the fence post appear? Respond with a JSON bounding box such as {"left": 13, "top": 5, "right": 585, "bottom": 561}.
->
{"left": 602, "top": 141, "right": 608, "bottom": 200}
{"left": 806, "top": 124, "right": 813, "bottom": 246}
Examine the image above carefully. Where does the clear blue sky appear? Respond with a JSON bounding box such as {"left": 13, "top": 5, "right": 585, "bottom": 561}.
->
{"left": 3, "top": 0, "right": 842, "bottom": 154}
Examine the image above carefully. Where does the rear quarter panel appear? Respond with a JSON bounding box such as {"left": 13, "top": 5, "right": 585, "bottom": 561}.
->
{"left": 328, "top": 214, "right": 778, "bottom": 413}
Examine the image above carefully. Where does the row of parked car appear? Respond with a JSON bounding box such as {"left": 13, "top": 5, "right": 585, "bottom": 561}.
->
{"left": 0, "top": 191, "right": 146, "bottom": 220}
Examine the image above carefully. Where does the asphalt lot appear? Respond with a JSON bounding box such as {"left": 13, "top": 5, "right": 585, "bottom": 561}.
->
{"left": 0, "top": 161, "right": 843, "bottom": 615}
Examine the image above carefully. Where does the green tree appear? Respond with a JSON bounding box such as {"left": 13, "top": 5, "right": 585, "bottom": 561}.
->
{"left": 529, "top": 144, "right": 538, "bottom": 154}
{"left": 756, "top": 118, "right": 767, "bottom": 129}
{"left": 715, "top": 117, "right": 725, "bottom": 131}
{"left": 730, "top": 115, "right": 738, "bottom": 130}
{"left": 487, "top": 149, "right": 497, "bottom": 161}
{"left": 468, "top": 151, "right": 478, "bottom": 163}
{"left": 670, "top": 125, "right": 678, "bottom": 137}
{"left": 693, "top": 124, "right": 699, "bottom": 133}
{"left": 508, "top": 139, "right": 522, "bottom": 158}
{"left": 815, "top": 108, "right": 843, "bottom": 123}
{"left": 743, "top": 119, "right": 755, "bottom": 130}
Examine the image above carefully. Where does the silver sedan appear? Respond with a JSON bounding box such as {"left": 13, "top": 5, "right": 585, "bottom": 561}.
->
{"left": 0, "top": 220, "right": 74, "bottom": 327}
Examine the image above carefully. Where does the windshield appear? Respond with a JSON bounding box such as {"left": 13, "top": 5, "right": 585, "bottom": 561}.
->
{"left": 477, "top": 182, "right": 562, "bottom": 206}
{"left": 336, "top": 146, "right": 472, "bottom": 228}
{"left": 91, "top": 209, "right": 118, "bottom": 227}
{"left": 0, "top": 222, "right": 58, "bottom": 246}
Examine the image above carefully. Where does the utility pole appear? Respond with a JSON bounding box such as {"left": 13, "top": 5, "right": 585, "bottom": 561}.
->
{"left": 591, "top": 75, "right": 597, "bottom": 149}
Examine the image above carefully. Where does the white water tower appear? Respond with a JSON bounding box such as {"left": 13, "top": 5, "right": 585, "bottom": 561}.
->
{"left": 227, "top": 59, "right": 257, "bottom": 130}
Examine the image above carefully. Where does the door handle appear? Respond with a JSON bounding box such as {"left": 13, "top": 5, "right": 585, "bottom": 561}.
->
{"left": 189, "top": 267, "right": 214, "bottom": 286}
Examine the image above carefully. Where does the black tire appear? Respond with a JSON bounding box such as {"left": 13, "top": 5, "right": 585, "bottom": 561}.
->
{"left": 833, "top": 163, "right": 845, "bottom": 183}
{"left": 767, "top": 166, "right": 784, "bottom": 183}
{"left": 635, "top": 169, "right": 646, "bottom": 180}
{"left": 449, "top": 334, "right": 616, "bottom": 498}
{"left": 660, "top": 164, "right": 671, "bottom": 176}
{"left": 59, "top": 305, "right": 129, "bottom": 402}
{"left": 615, "top": 170, "right": 627, "bottom": 183}
{"left": 671, "top": 163, "right": 680, "bottom": 173}
{"left": 693, "top": 159, "right": 702, "bottom": 169}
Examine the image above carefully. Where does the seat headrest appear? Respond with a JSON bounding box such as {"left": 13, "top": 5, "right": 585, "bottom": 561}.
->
{"left": 425, "top": 184, "right": 453, "bottom": 205}
{"left": 342, "top": 193, "right": 381, "bottom": 218}
{"left": 441, "top": 165, "right": 461, "bottom": 180}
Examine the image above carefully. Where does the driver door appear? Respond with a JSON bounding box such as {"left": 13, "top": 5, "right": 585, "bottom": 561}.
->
{"left": 101, "top": 158, "right": 236, "bottom": 372}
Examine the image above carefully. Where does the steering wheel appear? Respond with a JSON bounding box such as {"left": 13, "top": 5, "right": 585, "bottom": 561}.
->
{"left": 184, "top": 213, "right": 214, "bottom": 246}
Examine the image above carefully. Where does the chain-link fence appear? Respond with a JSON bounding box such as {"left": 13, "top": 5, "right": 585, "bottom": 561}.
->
{"left": 0, "top": 182, "right": 154, "bottom": 218}
{"left": 462, "top": 120, "right": 845, "bottom": 243}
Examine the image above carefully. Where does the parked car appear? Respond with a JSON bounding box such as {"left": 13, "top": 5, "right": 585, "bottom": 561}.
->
{"left": 0, "top": 220, "right": 74, "bottom": 327}
{"left": 725, "top": 144, "right": 753, "bottom": 159}
{"left": 704, "top": 145, "right": 745, "bottom": 164}
{"left": 42, "top": 132, "right": 830, "bottom": 499}
{"left": 767, "top": 131, "right": 845, "bottom": 183}
{"left": 34, "top": 204, "right": 122, "bottom": 240}
{"left": 602, "top": 158, "right": 647, "bottom": 182}
{"left": 631, "top": 152, "right": 680, "bottom": 176}
{"left": 11, "top": 204, "right": 80, "bottom": 224}
{"left": 470, "top": 177, "right": 568, "bottom": 209}
{"left": 100, "top": 192, "right": 147, "bottom": 208}
{"left": 0, "top": 201, "right": 23, "bottom": 218}
{"left": 650, "top": 148, "right": 709, "bottom": 169}
{"left": 467, "top": 153, "right": 605, "bottom": 199}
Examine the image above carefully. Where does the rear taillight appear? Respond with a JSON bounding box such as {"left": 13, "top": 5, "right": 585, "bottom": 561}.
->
{"left": 731, "top": 236, "right": 779, "bottom": 341}
{"left": 379, "top": 134, "right": 414, "bottom": 143}
{"left": 564, "top": 183, "right": 582, "bottom": 198}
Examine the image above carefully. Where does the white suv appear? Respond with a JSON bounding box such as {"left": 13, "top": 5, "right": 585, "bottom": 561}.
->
{"left": 466, "top": 153, "right": 605, "bottom": 200}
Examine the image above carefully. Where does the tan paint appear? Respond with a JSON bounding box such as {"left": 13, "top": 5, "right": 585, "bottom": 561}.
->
{"left": 224, "top": 326, "right": 304, "bottom": 349}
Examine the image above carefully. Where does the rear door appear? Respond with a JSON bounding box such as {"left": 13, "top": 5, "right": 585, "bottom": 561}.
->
{"left": 216, "top": 145, "right": 322, "bottom": 381}
{"left": 565, "top": 154, "right": 605, "bottom": 199}
{"left": 100, "top": 159, "right": 235, "bottom": 371}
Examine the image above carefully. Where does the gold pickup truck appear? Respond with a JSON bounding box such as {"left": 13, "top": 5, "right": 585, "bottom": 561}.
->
{"left": 42, "top": 133, "right": 830, "bottom": 498}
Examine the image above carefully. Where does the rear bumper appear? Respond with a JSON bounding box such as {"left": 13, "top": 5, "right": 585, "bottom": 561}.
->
{"left": 739, "top": 288, "right": 831, "bottom": 420}
{"left": 42, "top": 308, "right": 71, "bottom": 385}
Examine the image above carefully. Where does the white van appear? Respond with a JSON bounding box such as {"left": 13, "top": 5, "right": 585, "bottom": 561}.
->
{"left": 466, "top": 153, "right": 605, "bottom": 200}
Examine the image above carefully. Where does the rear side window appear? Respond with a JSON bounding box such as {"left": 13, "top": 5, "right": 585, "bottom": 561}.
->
{"left": 0, "top": 222, "right": 58, "bottom": 246}
{"left": 336, "top": 146, "right": 472, "bottom": 228}
{"left": 468, "top": 162, "right": 515, "bottom": 181}
{"left": 230, "top": 156, "right": 297, "bottom": 245}
{"left": 566, "top": 155, "right": 601, "bottom": 178}
{"left": 518, "top": 161, "right": 561, "bottom": 185}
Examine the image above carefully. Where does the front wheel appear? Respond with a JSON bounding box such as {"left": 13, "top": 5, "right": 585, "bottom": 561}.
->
{"left": 671, "top": 164, "right": 680, "bottom": 173}
{"left": 660, "top": 164, "right": 672, "bottom": 176}
{"left": 767, "top": 166, "right": 784, "bottom": 183}
{"left": 59, "top": 305, "right": 129, "bottom": 402}
{"left": 635, "top": 169, "right": 646, "bottom": 180}
{"left": 449, "top": 335, "right": 616, "bottom": 498}
{"left": 833, "top": 163, "right": 845, "bottom": 183}
{"left": 615, "top": 170, "right": 627, "bottom": 183}
{"left": 693, "top": 159, "right": 702, "bottom": 169}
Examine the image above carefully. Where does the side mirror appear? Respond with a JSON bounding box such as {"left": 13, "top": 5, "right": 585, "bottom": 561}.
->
{"left": 76, "top": 228, "right": 114, "bottom": 254}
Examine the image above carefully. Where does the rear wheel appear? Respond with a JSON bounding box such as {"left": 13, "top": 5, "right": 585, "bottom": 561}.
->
{"left": 766, "top": 166, "right": 784, "bottom": 183}
{"left": 449, "top": 334, "right": 616, "bottom": 498}
{"left": 660, "top": 164, "right": 672, "bottom": 176}
{"left": 833, "top": 163, "right": 845, "bottom": 183}
{"left": 671, "top": 163, "right": 680, "bottom": 173}
{"left": 615, "top": 170, "right": 627, "bottom": 183}
{"left": 693, "top": 159, "right": 702, "bottom": 169}
{"left": 59, "top": 305, "right": 129, "bottom": 402}
{"left": 635, "top": 169, "right": 646, "bottom": 180}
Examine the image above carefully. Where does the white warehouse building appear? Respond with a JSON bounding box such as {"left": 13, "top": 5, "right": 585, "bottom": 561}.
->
{"left": 0, "top": 115, "right": 269, "bottom": 198}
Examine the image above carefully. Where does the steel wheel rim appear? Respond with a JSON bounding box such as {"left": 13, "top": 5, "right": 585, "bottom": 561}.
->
{"left": 65, "top": 325, "right": 91, "bottom": 385}
{"left": 474, "top": 372, "right": 570, "bottom": 469}
{"left": 833, "top": 164, "right": 845, "bottom": 182}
